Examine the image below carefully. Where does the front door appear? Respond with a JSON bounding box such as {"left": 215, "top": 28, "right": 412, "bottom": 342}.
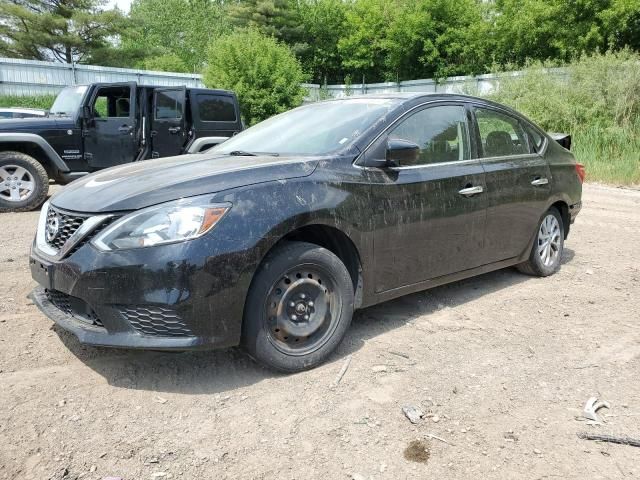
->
{"left": 84, "top": 83, "right": 137, "bottom": 169}
{"left": 471, "top": 106, "right": 552, "bottom": 262}
{"left": 367, "top": 103, "right": 487, "bottom": 293}
{"left": 151, "top": 87, "right": 186, "bottom": 158}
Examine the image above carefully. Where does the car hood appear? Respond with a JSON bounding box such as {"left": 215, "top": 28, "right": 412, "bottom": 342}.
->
{"left": 0, "top": 116, "right": 70, "bottom": 131}
{"left": 50, "top": 153, "right": 320, "bottom": 213}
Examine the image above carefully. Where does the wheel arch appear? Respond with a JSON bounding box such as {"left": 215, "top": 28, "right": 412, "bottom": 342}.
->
{"left": 546, "top": 197, "right": 571, "bottom": 239}
{"left": 247, "top": 222, "right": 365, "bottom": 311}
{"left": 0, "top": 133, "right": 69, "bottom": 177}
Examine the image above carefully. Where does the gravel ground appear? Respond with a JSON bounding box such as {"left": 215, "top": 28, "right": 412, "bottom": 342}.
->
{"left": 0, "top": 183, "right": 639, "bottom": 480}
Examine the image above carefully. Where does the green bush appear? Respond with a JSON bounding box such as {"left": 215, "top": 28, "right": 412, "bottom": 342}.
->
{"left": 0, "top": 95, "right": 56, "bottom": 110}
{"left": 203, "top": 28, "right": 308, "bottom": 126}
{"left": 488, "top": 50, "right": 640, "bottom": 185}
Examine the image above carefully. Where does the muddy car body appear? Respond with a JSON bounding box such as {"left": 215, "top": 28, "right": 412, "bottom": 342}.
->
{"left": 29, "top": 93, "right": 583, "bottom": 371}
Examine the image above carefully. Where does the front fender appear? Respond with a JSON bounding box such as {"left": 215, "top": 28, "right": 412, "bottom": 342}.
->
{"left": 0, "top": 133, "right": 69, "bottom": 172}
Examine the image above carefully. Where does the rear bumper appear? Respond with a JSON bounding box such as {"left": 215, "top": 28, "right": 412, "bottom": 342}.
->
{"left": 569, "top": 201, "right": 582, "bottom": 223}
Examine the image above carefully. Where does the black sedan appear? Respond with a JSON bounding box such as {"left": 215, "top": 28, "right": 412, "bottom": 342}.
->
{"left": 29, "top": 93, "right": 584, "bottom": 372}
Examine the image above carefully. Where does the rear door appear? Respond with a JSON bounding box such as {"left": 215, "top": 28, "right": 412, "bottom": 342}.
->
{"left": 471, "top": 105, "right": 552, "bottom": 263}
{"left": 366, "top": 103, "right": 487, "bottom": 292}
{"left": 84, "top": 82, "right": 137, "bottom": 169}
{"left": 151, "top": 87, "right": 186, "bottom": 158}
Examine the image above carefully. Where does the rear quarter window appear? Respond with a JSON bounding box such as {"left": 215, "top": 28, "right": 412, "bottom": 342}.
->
{"left": 197, "top": 95, "right": 236, "bottom": 122}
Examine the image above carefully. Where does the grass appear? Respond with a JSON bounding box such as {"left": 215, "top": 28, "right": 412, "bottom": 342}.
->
{"left": 0, "top": 95, "right": 56, "bottom": 110}
{"left": 572, "top": 125, "right": 640, "bottom": 185}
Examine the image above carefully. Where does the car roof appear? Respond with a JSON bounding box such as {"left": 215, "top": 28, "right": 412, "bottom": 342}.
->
{"left": 318, "top": 92, "right": 484, "bottom": 102}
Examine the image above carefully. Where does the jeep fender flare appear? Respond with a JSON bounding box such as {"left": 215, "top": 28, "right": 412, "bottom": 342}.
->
{"left": 186, "top": 136, "right": 230, "bottom": 154}
{"left": 0, "top": 133, "right": 70, "bottom": 172}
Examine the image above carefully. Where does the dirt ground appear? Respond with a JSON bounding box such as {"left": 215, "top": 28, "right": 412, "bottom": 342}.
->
{"left": 0, "top": 183, "right": 639, "bottom": 480}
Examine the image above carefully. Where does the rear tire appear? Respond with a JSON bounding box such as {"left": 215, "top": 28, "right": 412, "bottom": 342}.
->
{"left": 517, "top": 207, "right": 564, "bottom": 277}
{"left": 0, "top": 151, "right": 49, "bottom": 212}
{"left": 242, "top": 241, "right": 354, "bottom": 373}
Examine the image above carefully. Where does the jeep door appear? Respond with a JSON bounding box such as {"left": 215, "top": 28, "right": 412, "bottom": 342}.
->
{"left": 470, "top": 105, "right": 552, "bottom": 263}
{"left": 83, "top": 83, "right": 137, "bottom": 169}
{"left": 366, "top": 103, "right": 487, "bottom": 293}
{"left": 151, "top": 87, "right": 186, "bottom": 158}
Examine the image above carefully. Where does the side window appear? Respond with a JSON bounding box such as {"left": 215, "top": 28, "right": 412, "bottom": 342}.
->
{"left": 388, "top": 105, "right": 469, "bottom": 166}
{"left": 197, "top": 94, "right": 237, "bottom": 122}
{"left": 474, "top": 107, "right": 528, "bottom": 157}
{"left": 155, "top": 90, "right": 184, "bottom": 120}
{"left": 525, "top": 124, "right": 544, "bottom": 153}
{"left": 92, "top": 86, "right": 131, "bottom": 118}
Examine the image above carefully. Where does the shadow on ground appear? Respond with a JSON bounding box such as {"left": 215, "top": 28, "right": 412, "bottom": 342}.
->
{"left": 55, "top": 249, "right": 575, "bottom": 395}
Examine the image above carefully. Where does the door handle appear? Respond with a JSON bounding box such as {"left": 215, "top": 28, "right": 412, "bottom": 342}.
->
{"left": 458, "top": 185, "right": 484, "bottom": 196}
{"left": 168, "top": 126, "right": 181, "bottom": 134}
{"left": 531, "top": 177, "right": 549, "bottom": 186}
{"left": 118, "top": 125, "right": 132, "bottom": 134}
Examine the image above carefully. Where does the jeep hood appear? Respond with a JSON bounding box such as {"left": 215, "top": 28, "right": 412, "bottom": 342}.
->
{"left": 50, "top": 153, "right": 320, "bottom": 212}
{"left": 0, "top": 116, "right": 71, "bottom": 131}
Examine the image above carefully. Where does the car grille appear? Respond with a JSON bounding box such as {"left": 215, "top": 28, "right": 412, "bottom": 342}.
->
{"left": 119, "top": 306, "right": 194, "bottom": 337}
{"left": 44, "top": 206, "right": 115, "bottom": 255}
{"left": 46, "top": 208, "right": 86, "bottom": 249}
{"left": 45, "top": 289, "right": 104, "bottom": 327}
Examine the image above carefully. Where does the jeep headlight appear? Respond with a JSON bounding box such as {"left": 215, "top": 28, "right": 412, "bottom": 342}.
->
{"left": 92, "top": 198, "right": 230, "bottom": 251}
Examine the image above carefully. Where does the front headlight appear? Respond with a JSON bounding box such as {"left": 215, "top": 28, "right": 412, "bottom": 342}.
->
{"left": 92, "top": 198, "right": 230, "bottom": 251}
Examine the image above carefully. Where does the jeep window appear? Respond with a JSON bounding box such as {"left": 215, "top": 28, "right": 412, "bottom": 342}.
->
{"left": 155, "top": 90, "right": 184, "bottom": 120}
{"left": 211, "top": 98, "right": 401, "bottom": 156}
{"left": 92, "top": 86, "right": 131, "bottom": 118}
{"left": 197, "top": 94, "right": 236, "bottom": 122}
{"left": 49, "top": 85, "right": 88, "bottom": 117}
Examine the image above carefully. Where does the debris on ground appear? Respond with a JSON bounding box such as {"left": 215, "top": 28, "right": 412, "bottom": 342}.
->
{"left": 402, "top": 405, "right": 424, "bottom": 424}
{"left": 583, "top": 397, "right": 610, "bottom": 423}
{"left": 404, "top": 439, "right": 430, "bottom": 463}
{"left": 577, "top": 432, "right": 640, "bottom": 448}
{"left": 425, "top": 432, "right": 455, "bottom": 446}
{"left": 332, "top": 355, "right": 352, "bottom": 387}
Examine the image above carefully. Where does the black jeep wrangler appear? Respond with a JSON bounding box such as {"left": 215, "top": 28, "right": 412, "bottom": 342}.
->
{"left": 0, "top": 82, "right": 242, "bottom": 212}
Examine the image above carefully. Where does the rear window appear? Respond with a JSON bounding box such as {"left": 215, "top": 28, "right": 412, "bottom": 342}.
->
{"left": 197, "top": 94, "right": 236, "bottom": 122}
{"left": 525, "top": 124, "right": 545, "bottom": 153}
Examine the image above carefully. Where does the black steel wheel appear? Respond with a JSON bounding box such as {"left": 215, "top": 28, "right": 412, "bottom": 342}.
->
{"left": 242, "top": 241, "right": 354, "bottom": 372}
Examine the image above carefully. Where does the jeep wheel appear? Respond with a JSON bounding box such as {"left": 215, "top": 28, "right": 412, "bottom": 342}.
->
{"left": 0, "top": 151, "right": 49, "bottom": 212}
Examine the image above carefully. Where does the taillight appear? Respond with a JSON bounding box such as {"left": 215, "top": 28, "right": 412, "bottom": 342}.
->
{"left": 575, "top": 163, "right": 586, "bottom": 183}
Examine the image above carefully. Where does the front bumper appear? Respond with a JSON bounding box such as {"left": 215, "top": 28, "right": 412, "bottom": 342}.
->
{"left": 29, "top": 233, "right": 256, "bottom": 351}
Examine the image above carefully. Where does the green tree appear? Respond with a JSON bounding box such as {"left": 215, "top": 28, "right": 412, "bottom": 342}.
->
{"left": 0, "top": 0, "right": 127, "bottom": 63}
{"left": 141, "top": 53, "right": 189, "bottom": 72}
{"left": 295, "top": 0, "right": 348, "bottom": 83}
{"left": 122, "top": 0, "right": 229, "bottom": 72}
{"left": 227, "top": 0, "right": 306, "bottom": 54}
{"left": 203, "top": 28, "right": 308, "bottom": 125}
{"left": 338, "top": 0, "right": 491, "bottom": 82}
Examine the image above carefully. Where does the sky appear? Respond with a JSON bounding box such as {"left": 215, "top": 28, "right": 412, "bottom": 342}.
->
{"left": 106, "top": 0, "right": 133, "bottom": 13}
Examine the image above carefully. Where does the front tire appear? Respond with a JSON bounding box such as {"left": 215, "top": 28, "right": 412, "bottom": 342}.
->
{"left": 517, "top": 207, "right": 564, "bottom": 277}
{"left": 0, "top": 151, "right": 49, "bottom": 212}
{"left": 242, "top": 241, "right": 354, "bottom": 373}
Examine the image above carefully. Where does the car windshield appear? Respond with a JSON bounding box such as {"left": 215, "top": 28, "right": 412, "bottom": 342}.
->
{"left": 49, "top": 85, "right": 88, "bottom": 117}
{"left": 211, "top": 98, "right": 401, "bottom": 156}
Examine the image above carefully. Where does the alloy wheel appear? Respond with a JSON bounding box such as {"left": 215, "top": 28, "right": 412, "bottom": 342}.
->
{"left": 0, "top": 165, "right": 36, "bottom": 202}
{"left": 537, "top": 214, "right": 562, "bottom": 267}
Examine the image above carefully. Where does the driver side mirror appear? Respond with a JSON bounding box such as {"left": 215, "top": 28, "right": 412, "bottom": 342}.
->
{"left": 386, "top": 138, "right": 420, "bottom": 167}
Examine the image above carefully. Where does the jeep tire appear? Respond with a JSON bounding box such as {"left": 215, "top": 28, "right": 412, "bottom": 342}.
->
{"left": 0, "top": 151, "right": 49, "bottom": 212}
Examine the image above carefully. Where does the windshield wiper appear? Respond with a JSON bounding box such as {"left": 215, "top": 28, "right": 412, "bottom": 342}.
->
{"left": 228, "top": 150, "right": 280, "bottom": 157}
{"left": 229, "top": 150, "right": 258, "bottom": 156}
